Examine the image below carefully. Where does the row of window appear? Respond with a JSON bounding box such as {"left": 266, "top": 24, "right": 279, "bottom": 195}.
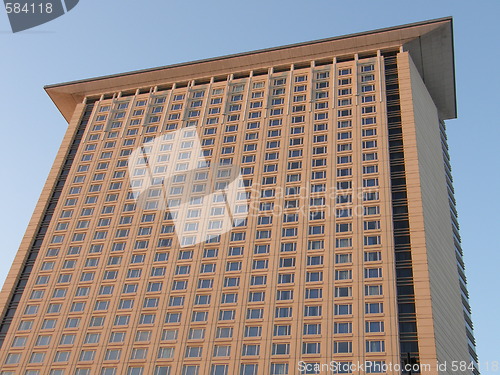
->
{"left": 26, "top": 279, "right": 384, "bottom": 315}
{"left": 92, "top": 83, "right": 375, "bottom": 128}
{"left": 36, "top": 237, "right": 384, "bottom": 283}
{"left": 34, "top": 258, "right": 383, "bottom": 286}
{"left": 67, "top": 159, "right": 378, "bottom": 192}
{"left": 16, "top": 300, "right": 385, "bottom": 336}
{"left": 51, "top": 221, "right": 382, "bottom": 241}
{"left": 6, "top": 339, "right": 386, "bottom": 366}
{"left": 2, "top": 358, "right": 390, "bottom": 375}
{"left": 78, "top": 130, "right": 378, "bottom": 165}
{"left": 87, "top": 113, "right": 376, "bottom": 146}
{"left": 95, "top": 86, "right": 375, "bottom": 126}
{"left": 12, "top": 318, "right": 384, "bottom": 350}
{"left": 95, "top": 66, "right": 374, "bottom": 112}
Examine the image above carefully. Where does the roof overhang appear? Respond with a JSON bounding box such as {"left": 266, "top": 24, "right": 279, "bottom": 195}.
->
{"left": 45, "top": 17, "right": 456, "bottom": 122}
{"left": 402, "top": 19, "right": 456, "bottom": 119}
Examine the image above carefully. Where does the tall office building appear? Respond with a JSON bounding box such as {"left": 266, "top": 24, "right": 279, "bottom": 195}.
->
{"left": 0, "top": 17, "right": 477, "bottom": 375}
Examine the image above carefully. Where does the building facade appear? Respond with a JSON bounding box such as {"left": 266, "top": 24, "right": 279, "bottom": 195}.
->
{"left": 0, "top": 18, "right": 478, "bottom": 375}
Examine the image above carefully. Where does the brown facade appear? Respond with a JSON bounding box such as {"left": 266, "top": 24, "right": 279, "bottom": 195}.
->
{"left": 0, "top": 18, "right": 477, "bottom": 375}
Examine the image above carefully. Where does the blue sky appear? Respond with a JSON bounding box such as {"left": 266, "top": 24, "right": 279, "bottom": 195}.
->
{"left": 0, "top": 0, "right": 498, "bottom": 371}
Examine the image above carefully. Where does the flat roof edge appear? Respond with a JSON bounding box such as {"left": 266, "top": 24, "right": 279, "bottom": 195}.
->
{"left": 44, "top": 17, "right": 452, "bottom": 90}
{"left": 45, "top": 17, "right": 456, "bottom": 122}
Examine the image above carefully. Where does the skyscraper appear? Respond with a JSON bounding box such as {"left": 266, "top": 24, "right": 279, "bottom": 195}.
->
{"left": 0, "top": 17, "right": 478, "bottom": 375}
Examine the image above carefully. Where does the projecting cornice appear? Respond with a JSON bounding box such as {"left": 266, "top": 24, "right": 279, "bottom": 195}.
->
{"left": 45, "top": 17, "right": 456, "bottom": 121}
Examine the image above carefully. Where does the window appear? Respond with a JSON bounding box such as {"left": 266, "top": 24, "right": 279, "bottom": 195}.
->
{"left": 104, "top": 349, "right": 121, "bottom": 361}
{"left": 60, "top": 334, "right": 76, "bottom": 345}
{"left": 198, "top": 279, "right": 213, "bottom": 289}
{"left": 366, "top": 340, "right": 385, "bottom": 352}
{"left": 364, "top": 268, "right": 382, "bottom": 278}
{"left": 277, "top": 290, "right": 293, "bottom": 300}
{"left": 366, "top": 321, "right": 385, "bottom": 333}
{"left": 69, "top": 302, "right": 84, "bottom": 312}
{"left": 41, "top": 319, "right": 56, "bottom": 330}
{"left": 364, "top": 206, "right": 380, "bottom": 216}
{"left": 105, "top": 333, "right": 126, "bottom": 346}
{"left": 365, "top": 303, "right": 384, "bottom": 314}
{"left": 219, "top": 310, "right": 235, "bottom": 320}
{"left": 335, "top": 270, "right": 352, "bottom": 280}
{"left": 216, "top": 327, "right": 233, "bottom": 338}
{"left": 270, "top": 364, "right": 289, "bottom": 375}
{"left": 169, "top": 296, "right": 184, "bottom": 307}
{"left": 188, "top": 328, "right": 205, "bottom": 340}
{"left": 334, "top": 341, "right": 352, "bottom": 354}
{"left": 28, "top": 352, "right": 45, "bottom": 364}
{"left": 12, "top": 336, "right": 27, "bottom": 347}
{"left": 364, "top": 251, "right": 382, "bottom": 262}
{"left": 336, "top": 238, "right": 352, "bottom": 248}
{"left": 335, "top": 287, "right": 352, "bottom": 297}
{"left": 248, "top": 291, "right": 265, "bottom": 302}
{"left": 130, "top": 348, "right": 148, "bottom": 360}
{"left": 274, "top": 78, "right": 286, "bottom": 86}
{"left": 364, "top": 192, "right": 379, "bottom": 201}
{"left": 24, "top": 305, "right": 39, "bottom": 315}
{"left": 5, "top": 353, "right": 21, "bottom": 364}
{"left": 182, "top": 366, "right": 199, "bottom": 375}
{"left": 334, "top": 304, "right": 352, "bottom": 315}
{"left": 30, "top": 290, "right": 45, "bottom": 299}
{"left": 364, "top": 236, "right": 381, "bottom": 246}
{"left": 303, "top": 323, "right": 321, "bottom": 335}
{"left": 240, "top": 364, "right": 258, "bottom": 375}
{"left": 273, "top": 324, "right": 291, "bottom": 337}
{"left": 275, "top": 307, "right": 292, "bottom": 318}
{"left": 184, "top": 346, "right": 202, "bottom": 358}
{"left": 306, "top": 272, "right": 323, "bottom": 282}
{"left": 363, "top": 152, "right": 378, "bottom": 161}
{"left": 172, "top": 280, "right": 187, "bottom": 290}
{"left": 242, "top": 344, "right": 260, "bottom": 356}
{"left": 89, "top": 316, "right": 105, "bottom": 327}
{"left": 114, "top": 315, "right": 130, "bottom": 326}
{"left": 161, "top": 330, "right": 178, "bottom": 341}
{"left": 143, "top": 297, "right": 159, "bottom": 308}
{"left": 54, "top": 351, "right": 70, "bottom": 363}
{"left": 79, "top": 350, "right": 96, "bottom": 361}
{"left": 226, "top": 261, "right": 242, "bottom": 272}
{"left": 361, "top": 64, "right": 374, "bottom": 72}
{"left": 192, "top": 311, "right": 208, "bottom": 322}
{"left": 334, "top": 322, "right": 352, "bottom": 334}
{"left": 365, "top": 284, "right": 383, "bottom": 296}
{"left": 222, "top": 293, "right": 238, "bottom": 303}
{"left": 84, "top": 333, "right": 100, "bottom": 344}
{"left": 304, "top": 305, "right": 322, "bottom": 317}
{"left": 211, "top": 364, "right": 228, "bottom": 375}
{"left": 277, "top": 273, "right": 294, "bottom": 284}
{"left": 279, "top": 258, "right": 295, "bottom": 267}
{"left": 305, "top": 288, "right": 322, "bottom": 299}
{"left": 139, "top": 316, "right": 155, "bottom": 327}
{"left": 280, "top": 242, "right": 297, "bottom": 252}
{"left": 247, "top": 308, "right": 263, "bottom": 319}
{"left": 154, "top": 367, "right": 171, "bottom": 375}
{"left": 302, "top": 342, "right": 321, "bottom": 354}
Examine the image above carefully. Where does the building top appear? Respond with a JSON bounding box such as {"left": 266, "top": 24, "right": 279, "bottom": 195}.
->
{"left": 45, "top": 17, "right": 456, "bottom": 121}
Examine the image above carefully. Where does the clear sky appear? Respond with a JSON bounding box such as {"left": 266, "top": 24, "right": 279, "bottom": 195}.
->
{"left": 0, "top": 0, "right": 498, "bottom": 371}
